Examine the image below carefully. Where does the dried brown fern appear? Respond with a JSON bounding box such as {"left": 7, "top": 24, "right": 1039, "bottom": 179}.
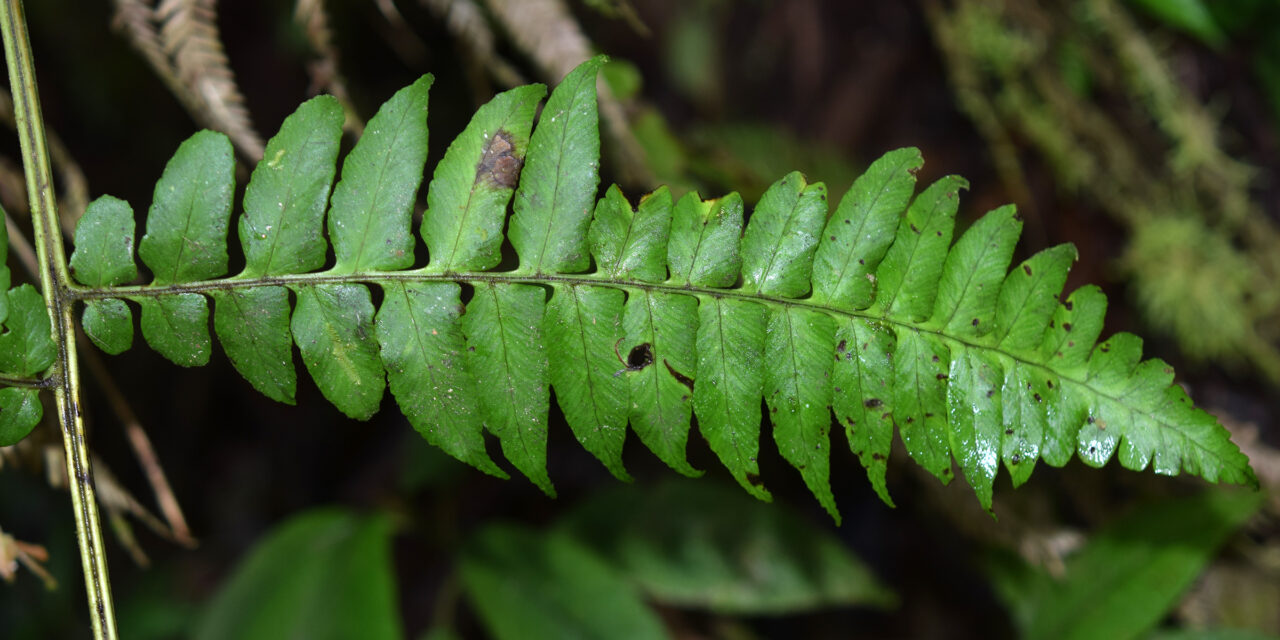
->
{"left": 422, "top": 0, "right": 528, "bottom": 88}
{"left": 481, "top": 0, "right": 655, "bottom": 187}
{"left": 293, "top": 0, "right": 364, "bottom": 136}
{"left": 111, "top": 0, "right": 264, "bottom": 161}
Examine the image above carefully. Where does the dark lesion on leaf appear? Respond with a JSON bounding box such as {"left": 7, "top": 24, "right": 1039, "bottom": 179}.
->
{"left": 627, "top": 343, "right": 654, "bottom": 370}
{"left": 613, "top": 339, "right": 654, "bottom": 376}
{"left": 475, "top": 129, "right": 523, "bottom": 189}
{"left": 664, "top": 359, "right": 695, "bottom": 393}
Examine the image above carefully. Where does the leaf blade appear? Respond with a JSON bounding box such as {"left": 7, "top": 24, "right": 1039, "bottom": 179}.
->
{"left": 509, "top": 56, "right": 604, "bottom": 275}
{"left": 622, "top": 290, "right": 700, "bottom": 477}
{"left": 239, "top": 95, "right": 344, "bottom": 276}
{"left": 135, "top": 294, "right": 211, "bottom": 367}
{"left": 740, "top": 172, "right": 827, "bottom": 298}
{"left": 543, "top": 284, "right": 630, "bottom": 481}
{"left": 0, "top": 285, "right": 55, "bottom": 376}
{"left": 376, "top": 281, "right": 506, "bottom": 478}
{"left": 137, "top": 130, "right": 235, "bottom": 285}
{"left": 693, "top": 297, "right": 768, "bottom": 500}
{"left": 874, "top": 175, "right": 967, "bottom": 322}
{"left": 211, "top": 287, "right": 296, "bottom": 404}
{"left": 423, "top": 84, "right": 546, "bottom": 272}
{"left": 463, "top": 282, "right": 554, "bottom": 495}
{"left": 811, "top": 147, "right": 923, "bottom": 309}
{"left": 70, "top": 195, "right": 138, "bottom": 287}
{"left": 291, "top": 284, "right": 385, "bottom": 420}
{"left": 764, "top": 307, "right": 838, "bottom": 522}
{"left": 328, "top": 75, "right": 433, "bottom": 274}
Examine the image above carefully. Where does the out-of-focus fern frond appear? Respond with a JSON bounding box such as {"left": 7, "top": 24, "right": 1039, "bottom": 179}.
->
{"left": 112, "top": 0, "right": 264, "bottom": 161}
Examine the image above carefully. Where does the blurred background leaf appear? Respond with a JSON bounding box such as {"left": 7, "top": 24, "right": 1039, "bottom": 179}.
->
{"left": 192, "top": 508, "right": 401, "bottom": 640}
{"left": 986, "top": 489, "right": 1266, "bottom": 640}
{"left": 560, "top": 478, "right": 895, "bottom": 615}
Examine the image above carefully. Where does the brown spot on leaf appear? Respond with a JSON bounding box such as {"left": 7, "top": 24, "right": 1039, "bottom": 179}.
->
{"left": 475, "top": 130, "right": 523, "bottom": 188}
{"left": 1023, "top": 264, "right": 1032, "bottom": 276}
{"left": 864, "top": 398, "right": 882, "bottom": 408}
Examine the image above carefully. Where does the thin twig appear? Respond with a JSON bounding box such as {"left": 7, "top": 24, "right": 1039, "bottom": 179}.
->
{"left": 293, "top": 0, "right": 364, "bottom": 136}
{"left": 111, "top": 0, "right": 264, "bottom": 161}
{"left": 0, "top": 88, "right": 89, "bottom": 232}
{"left": 81, "top": 347, "right": 197, "bottom": 547}
{"left": 4, "top": 209, "right": 35, "bottom": 276}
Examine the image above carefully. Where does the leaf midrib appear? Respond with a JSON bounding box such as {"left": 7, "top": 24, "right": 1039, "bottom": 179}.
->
{"left": 68, "top": 270, "right": 1228, "bottom": 461}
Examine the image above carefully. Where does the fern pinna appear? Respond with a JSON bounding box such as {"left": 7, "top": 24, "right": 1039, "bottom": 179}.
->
{"left": 1, "top": 57, "right": 1254, "bottom": 521}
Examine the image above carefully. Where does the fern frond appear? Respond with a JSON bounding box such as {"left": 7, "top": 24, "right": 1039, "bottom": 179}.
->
{"left": 112, "top": 0, "right": 264, "bottom": 160}
{"left": 58, "top": 57, "right": 1256, "bottom": 520}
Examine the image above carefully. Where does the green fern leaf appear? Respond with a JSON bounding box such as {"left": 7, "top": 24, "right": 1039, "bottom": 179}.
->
{"left": 464, "top": 282, "right": 554, "bottom": 495}
{"left": 60, "top": 58, "right": 1256, "bottom": 514}
{"left": 0, "top": 285, "right": 55, "bottom": 376}
{"left": 138, "top": 130, "right": 235, "bottom": 285}
{"left": 211, "top": 287, "right": 295, "bottom": 403}
{"left": 292, "top": 284, "right": 384, "bottom": 420}
{"left": 509, "top": 56, "right": 604, "bottom": 275}
{"left": 423, "top": 82, "right": 544, "bottom": 272}
{"left": 0, "top": 285, "right": 55, "bottom": 445}
{"left": 329, "top": 76, "right": 432, "bottom": 274}
{"left": 239, "top": 95, "right": 344, "bottom": 277}
{"left": 375, "top": 281, "right": 506, "bottom": 478}
{"left": 0, "top": 386, "right": 42, "bottom": 446}
{"left": 137, "top": 294, "right": 211, "bottom": 366}
{"left": 69, "top": 196, "right": 137, "bottom": 354}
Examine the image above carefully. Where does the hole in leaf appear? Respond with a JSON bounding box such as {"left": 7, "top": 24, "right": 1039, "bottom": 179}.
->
{"left": 626, "top": 343, "right": 653, "bottom": 371}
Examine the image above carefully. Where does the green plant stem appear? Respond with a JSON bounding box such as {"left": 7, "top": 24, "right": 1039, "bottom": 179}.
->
{"left": 69, "top": 270, "right": 1229, "bottom": 465}
{"left": 0, "top": 372, "right": 53, "bottom": 388}
{"left": 0, "top": 1, "right": 117, "bottom": 637}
